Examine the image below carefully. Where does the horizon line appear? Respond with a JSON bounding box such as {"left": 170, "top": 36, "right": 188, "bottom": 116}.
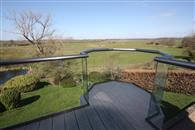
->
{"left": 0, "top": 37, "right": 184, "bottom": 41}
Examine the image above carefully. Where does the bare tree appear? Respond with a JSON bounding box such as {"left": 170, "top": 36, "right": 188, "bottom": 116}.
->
{"left": 8, "top": 11, "right": 55, "bottom": 55}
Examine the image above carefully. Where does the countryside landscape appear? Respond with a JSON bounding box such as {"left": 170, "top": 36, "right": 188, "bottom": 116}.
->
{"left": 0, "top": 38, "right": 195, "bottom": 129}
{"left": 0, "top": 1, "right": 195, "bottom": 130}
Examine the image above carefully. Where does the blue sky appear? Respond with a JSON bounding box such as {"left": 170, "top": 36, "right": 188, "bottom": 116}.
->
{"left": 0, "top": 0, "right": 194, "bottom": 40}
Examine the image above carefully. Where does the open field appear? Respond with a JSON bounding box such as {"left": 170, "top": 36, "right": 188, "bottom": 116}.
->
{"left": 0, "top": 39, "right": 184, "bottom": 59}
{"left": 0, "top": 39, "right": 185, "bottom": 71}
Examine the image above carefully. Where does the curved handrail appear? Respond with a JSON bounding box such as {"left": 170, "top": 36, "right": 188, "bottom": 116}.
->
{"left": 1, "top": 48, "right": 195, "bottom": 70}
{"left": 80, "top": 48, "right": 172, "bottom": 58}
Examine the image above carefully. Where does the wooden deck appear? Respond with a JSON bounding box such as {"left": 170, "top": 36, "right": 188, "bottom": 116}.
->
{"left": 11, "top": 81, "right": 157, "bottom": 130}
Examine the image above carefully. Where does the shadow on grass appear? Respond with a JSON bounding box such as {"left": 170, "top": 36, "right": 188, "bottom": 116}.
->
{"left": 36, "top": 81, "right": 50, "bottom": 90}
{"left": 17, "top": 81, "right": 49, "bottom": 108}
{"left": 161, "top": 101, "right": 180, "bottom": 121}
{"left": 19, "top": 95, "right": 40, "bottom": 107}
{"left": 168, "top": 116, "right": 195, "bottom": 130}
{"left": 162, "top": 102, "right": 195, "bottom": 130}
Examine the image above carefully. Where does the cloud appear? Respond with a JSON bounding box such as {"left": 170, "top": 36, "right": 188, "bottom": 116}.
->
{"left": 161, "top": 12, "right": 176, "bottom": 17}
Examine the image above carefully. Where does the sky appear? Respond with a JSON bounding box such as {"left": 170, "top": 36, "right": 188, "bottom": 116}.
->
{"left": 0, "top": 0, "right": 194, "bottom": 40}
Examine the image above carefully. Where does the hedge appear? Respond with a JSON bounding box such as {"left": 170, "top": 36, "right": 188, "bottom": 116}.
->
{"left": 3, "top": 74, "right": 39, "bottom": 93}
{"left": 0, "top": 89, "right": 21, "bottom": 110}
{"left": 119, "top": 69, "right": 195, "bottom": 95}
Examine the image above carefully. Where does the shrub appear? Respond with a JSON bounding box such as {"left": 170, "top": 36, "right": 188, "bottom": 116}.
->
{"left": 48, "top": 72, "right": 62, "bottom": 86}
{"left": 181, "top": 35, "right": 195, "bottom": 50}
{"left": 183, "top": 49, "right": 195, "bottom": 61}
{"left": 174, "top": 55, "right": 192, "bottom": 62}
{"left": 3, "top": 74, "right": 39, "bottom": 93}
{"left": 149, "top": 38, "right": 176, "bottom": 46}
{"left": 102, "top": 65, "right": 123, "bottom": 80}
{"left": 60, "top": 79, "right": 76, "bottom": 88}
{"left": 0, "top": 87, "right": 3, "bottom": 94}
{"left": 89, "top": 71, "right": 110, "bottom": 83}
{"left": 89, "top": 71, "right": 103, "bottom": 82}
{"left": 48, "top": 69, "right": 75, "bottom": 86}
{"left": 146, "top": 41, "right": 154, "bottom": 45}
{"left": 34, "top": 61, "right": 79, "bottom": 86}
{"left": 0, "top": 101, "right": 6, "bottom": 112}
{"left": 0, "top": 89, "right": 21, "bottom": 110}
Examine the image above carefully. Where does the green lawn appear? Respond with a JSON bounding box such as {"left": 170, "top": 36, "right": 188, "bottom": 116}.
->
{"left": 161, "top": 92, "right": 195, "bottom": 121}
{"left": 0, "top": 85, "right": 83, "bottom": 129}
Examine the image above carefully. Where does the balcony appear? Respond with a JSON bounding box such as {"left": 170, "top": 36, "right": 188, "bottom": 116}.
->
{"left": 0, "top": 48, "right": 194, "bottom": 130}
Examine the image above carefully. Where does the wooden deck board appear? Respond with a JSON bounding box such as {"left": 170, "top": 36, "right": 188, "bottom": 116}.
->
{"left": 12, "top": 126, "right": 26, "bottom": 130}
{"left": 39, "top": 118, "right": 52, "bottom": 130}
{"left": 90, "top": 103, "right": 121, "bottom": 130}
{"left": 75, "top": 108, "right": 92, "bottom": 130}
{"left": 65, "top": 111, "right": 79, "bottom": 130}
{"left": 52, "top": 114, "right": 65, "bottom": 130}
{"left": 25, "top": 122, "right": 39, "bottom": 130}
{"left": 91, "top": 92, "right": 135, "bottom": 130}
{"left": 90, "top": 88, "right": 136, "bottom": 130}
{"left": 11, "top": 81, "right": 157, "bottom": 130}
{"left": 90, "top": 81, "right": 153, "bottom": 129}
{"left": 84, "top": 106, "right": 107, "bottom": 130}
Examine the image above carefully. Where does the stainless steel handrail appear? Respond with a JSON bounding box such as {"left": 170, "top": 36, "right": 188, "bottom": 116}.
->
{"left": 0, "top": 54, "right": 88, "bottom": 66}
{"left": 80, "top": 48, "right": 172, "bottom": 58}
{"left": 154, "top": 57, "right": 195, "bottom": 70}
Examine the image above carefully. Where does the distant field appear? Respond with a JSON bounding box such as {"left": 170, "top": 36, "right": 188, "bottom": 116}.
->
{"left": 0, "top": 39, "right": 185, "bottom": 70}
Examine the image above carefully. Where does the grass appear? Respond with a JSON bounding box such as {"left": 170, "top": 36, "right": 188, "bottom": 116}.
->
{"left": 0, "top": 39, "right": 184, "bottom": 59}
{"left": 1, "top": 40, "right": 187, "bottom": 72}
{"left": 161, "top": 92, "right": 195, "bottom": 121}
{"left": 0, "top": 85, "right": 83, "bottom": 129}
{"left": 1, "top": 40, "right": 185, "bottom": 72}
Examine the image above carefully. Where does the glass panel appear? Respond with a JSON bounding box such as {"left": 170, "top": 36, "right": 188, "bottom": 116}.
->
{"left": 87, "top": 51, "right": 162, "bottom": 125}
{"left": 153, "top": 62, "right": 168, "bottom": 102}
{"left": 147, "top": 94, "right": 160, "bottom": 118}
{"left": 147, "top": 61, "right": 168, "bottom": 127}
{"left": 147, "top": 62, "right": 168, "bottom": 122}
{"left": 149, "top": 61, "right": 195, "bottom": 124}
{"left": 0, "top": 59, "right": 83, "bottom": 129}
{"left": 160, "top": 65, "right": 195, "bottom": 122}
{"left": 87, "top": 51, "right": 157, "bottom": 91}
